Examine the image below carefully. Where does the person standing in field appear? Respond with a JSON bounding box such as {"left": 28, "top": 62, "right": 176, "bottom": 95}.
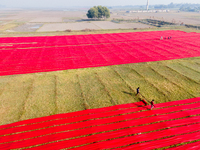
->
{"left": 136, "top": 87, "right": 140, "bottom": 95}
{"left": 150, "top": 100, "right": 155, "bottom": 110}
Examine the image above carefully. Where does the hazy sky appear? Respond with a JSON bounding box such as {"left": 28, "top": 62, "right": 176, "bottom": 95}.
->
{"left": 1, "top": 0, "right": 200, "bottom": 8}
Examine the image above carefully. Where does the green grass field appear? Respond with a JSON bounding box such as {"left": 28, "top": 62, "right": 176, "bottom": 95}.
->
{"left": 0, "top": 57, "right": 199, "bottom": 125}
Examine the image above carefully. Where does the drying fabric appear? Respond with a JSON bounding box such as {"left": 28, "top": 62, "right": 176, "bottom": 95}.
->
{"left": 0, "top": 30, "right": 200, "bottom": 76}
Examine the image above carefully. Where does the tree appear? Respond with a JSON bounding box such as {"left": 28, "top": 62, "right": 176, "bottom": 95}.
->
{"left": 102, "top": 6, "right": 110, "bottom": 19}
{"left": 87, "top": 6, "right": 110, "bottom": 19}
{"left": 86, "top": 7, "right": 98, "bottom": 19}
{"left": 168, "top": 2, "right": 174, "bottom": 8}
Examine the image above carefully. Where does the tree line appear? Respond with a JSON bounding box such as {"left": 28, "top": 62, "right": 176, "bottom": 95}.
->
{"left": 153, "top": 3, "right": 200, "bottom": 12}
{"left": 87, "top": 6, "right": 110, "bottom": 19}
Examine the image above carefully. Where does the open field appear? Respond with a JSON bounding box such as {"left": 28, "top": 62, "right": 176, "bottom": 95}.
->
{"left": 13, "top": 23, "right": 43, "bottom": 32}
{"left": 29, "top": 17, "right": 63, "bottom": 23}
{"left": 0, "top": 26, "right": 200, "bottom": 37}
{"left": 1, "top": 9, "right": 200, "bottom": 34}
{"left": 37, "top": 22, "right": 101, "bottom": 32}
{"left": 37, "top": 21, "right": 152, "bottom": 32}
{"left": 0, "top": 10, "right": 200, "bottom": 147}
{"left": 111, "top": 11, "right": 200, "bottom": 25}
{"left": 92, "top": 21, "right": 152, "bottom": 29}
{"left": 0, "top": 57, "right": 200, "bottom": 125}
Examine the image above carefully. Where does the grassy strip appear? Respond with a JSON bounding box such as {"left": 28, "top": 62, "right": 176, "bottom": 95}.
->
{"left": 0, "top": 57, "right": 200, "bottom": 125}
{"left": 167, "top": 62, "right": 200, "bottom": 84}
{"left": 149, "top": 61, "right": 199, "bottom": 97}
{"left": 55, "top": 70, "right": 85, "bottom": 113}
{"left": 112, "top": 64, "right": 168, "bottom": 103}
{"left": 1, "top": 26, "right": 200, "bottom": 37}
{"left": 95, "top": 67, "right": 136, "bottom": 105}
{"left": 77, "top": 68, "right": 113, "bottom": 109}
{"left": 20, "top": 73, "right": 57, "bottom": 121}
{"left": 0, "top": 74, "right": 34, "bottom": 125}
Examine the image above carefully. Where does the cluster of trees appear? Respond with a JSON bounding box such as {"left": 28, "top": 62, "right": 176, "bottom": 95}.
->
{"left": 180, "top": 4, "right": 200, "bottom": 12}
{"left": 154, "top": 3, "right": 200, "bottom": 12}
{"left": 87, "top": 6, "right": 110, "bottom": 19}
{"left": 154, "top": 2, "right": 176, "bottom": 9}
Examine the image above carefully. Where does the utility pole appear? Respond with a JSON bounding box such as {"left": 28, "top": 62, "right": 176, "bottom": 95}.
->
{"left": 147, "top": 0, "right": 149, "bottom": 11}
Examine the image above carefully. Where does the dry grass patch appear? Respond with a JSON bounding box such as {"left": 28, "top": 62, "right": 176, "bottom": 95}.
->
{"left": 77, "top": 68, "right": 113, "bottom": 109}
{"left": 167, "top": 62, "right": 200, "bottom": 84}
{"left": 0, "top": 57, "right": 200, "bottom": 125}
{"left": 112, "top": 65, "right": 168, "bottom": 103}
{"left": 20, "top": 73, "right": 57, "bottom": 121}
{"left": 0, "top": 74, "right": 34, "bottom": 125}
{"left": 149, "top": 61, "right": 200, "bottom": 97}
{"left": 55, "top": 70, "right": 85, "bottom": 114}
{"left": 95, "top": 67, "right": 137, "bottom": 105}
{"left": 0, "top": 23, "right": 20, "bottom": 31}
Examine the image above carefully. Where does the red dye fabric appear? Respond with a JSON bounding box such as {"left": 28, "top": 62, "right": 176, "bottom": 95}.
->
{"left": 169, "top": 141, "right": 200, "bottom": 150}
{"left": 0, "top": 97, "right": 199, "bottom": 132}
{"left": 122, "top": 129, "right": 200, "bottom": 150}
{"left": 0, "top": 30, "right": 200, "bottom": 76}
{"left": 79, "top": 123, "right": 200, "bottom": 150}
{"left": 28, "top": 114, "right": 200, "bottom": 150}
{"left": 1, "top": 105, "right": 199, "bottom": 145}
{"left": 0, "top": 98, "right": 199, "bottom": 136}
{"left": 0, "top": 97, "right": 200, "bottom": 149}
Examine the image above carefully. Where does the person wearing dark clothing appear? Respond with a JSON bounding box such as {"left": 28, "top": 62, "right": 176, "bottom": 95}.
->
{"left": 136, "top": 87, "right": 140, "bottom": 95}
{"left": 150, "top": 100, "right": 155, "bottom": 110}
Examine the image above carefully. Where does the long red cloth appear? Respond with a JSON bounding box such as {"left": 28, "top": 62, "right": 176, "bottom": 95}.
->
{"left": 0, "top": 97, "right": 200, "bottom": 149}
{"left": 169, "top": 141, "right": 200, "bottom": 150}
{"left": 0, "top": 30, "right": 200, "bottom": 76}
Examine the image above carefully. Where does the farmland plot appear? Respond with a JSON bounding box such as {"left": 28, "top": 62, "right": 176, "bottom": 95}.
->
{"left": 37, "top": 22, "right": 100, "bottom": 32}
{"left": 92, "top": 21, "right": 152, "bottom": 29}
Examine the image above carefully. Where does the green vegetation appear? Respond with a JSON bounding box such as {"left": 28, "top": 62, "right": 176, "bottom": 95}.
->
{"left": 1, "top": 25, "right": 200, "bottom": 37}
{"left": 0, "top": 57, "right": 200, "bottom": 125}
{"left": 87, "top": 6, "right": 110, "bottom": 19}
{"left": 180, "top": 5, "right": 200, "bottom": 12}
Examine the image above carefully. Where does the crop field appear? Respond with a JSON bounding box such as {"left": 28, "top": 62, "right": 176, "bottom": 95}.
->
{"left": 0, "top": 30, "right": 200, "bottom": 149}
{"left": 13, "top": 23, "right": 43, "bottom": 32}
{"left": 29, "top": 17, "right": 63, "bottom": 23}
{"left": 91, "top": 21, "right": 152, "bottom": 30}
{"left": 116, "top": 12, "right": 200, "bottom": 25}
{"left": 37, "top": 21, "right": 152, "bottom": 32}
{"left": 37, "top": 22, "right": 101, "bottom": 32}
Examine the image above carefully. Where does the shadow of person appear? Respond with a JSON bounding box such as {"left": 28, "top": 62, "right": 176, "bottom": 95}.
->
{"left": 122, "top": 91, "right": 134, "bottom": 96}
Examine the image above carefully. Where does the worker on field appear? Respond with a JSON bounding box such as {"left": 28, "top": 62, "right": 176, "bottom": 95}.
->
{"left": 136, "top": 87, "right": 140, "bottom": 95}
{"left": 150, "top": 99, "right": 155, "bottom": 110}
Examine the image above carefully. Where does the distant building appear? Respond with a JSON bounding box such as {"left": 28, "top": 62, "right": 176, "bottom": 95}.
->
{"left": 126, "top": 10, "right": 169, "bottom": 13}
